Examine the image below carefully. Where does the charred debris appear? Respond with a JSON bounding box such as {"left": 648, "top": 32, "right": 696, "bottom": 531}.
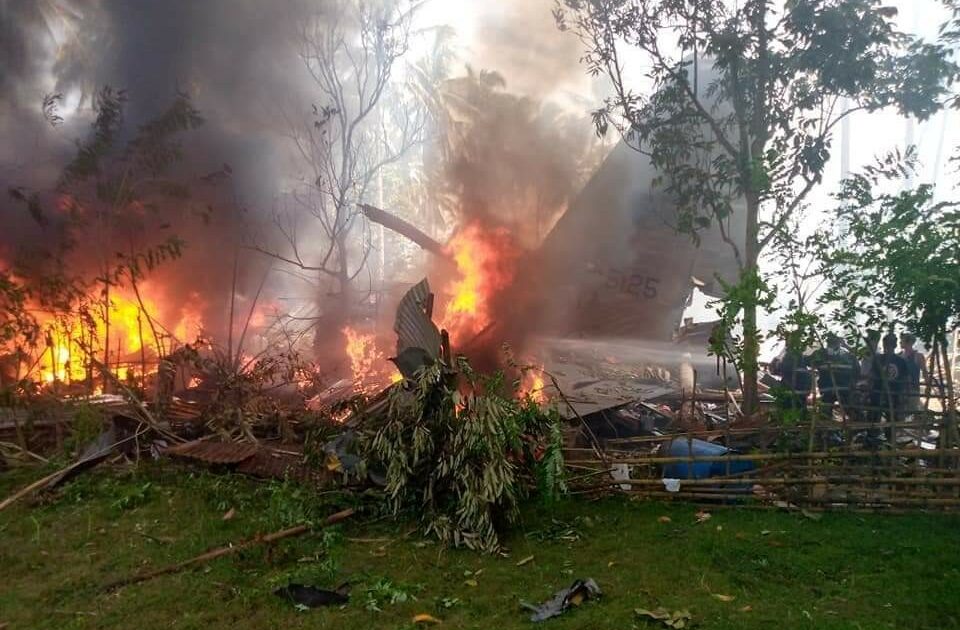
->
{"left": 0, "top": 263, "right": 754, "bottom": 537}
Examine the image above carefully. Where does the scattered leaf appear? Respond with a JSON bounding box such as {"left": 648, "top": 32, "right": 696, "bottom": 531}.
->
{"left": 658, "top": 516, "right": 672, "bottom": 524}
{"left": 635, "top": 607, "right": 692, "bottom": 628}
{"left": 412, "top": 613, "right": 442, "bottom": 624}
{"left": 695, "top": 511, "right": 712, "bottom": 523}
{"left": 801, "top": 509, "right": 822, "bottom": 521}
{"left": 325, "top": 452, "right": 342, "bottom": 472}
{"left": 712, "top": 593, "right": 735, "bottom": 602}
{"left": 464, "top": 579, "right": 478, "bottom": 587}
{"left": 739, "top": 605, "right": 753, "bottom": 612}
{"left": 222, "top": 507, "right": 235, "bottom": 521}
{"left": 607, "top": 561, "right": 617, "bottom": 568}
{"left": 636, "top": 607, "right": 671, "bottom": 621}
{"left": 516, "top": 555, "right": 535, "bottom": 567}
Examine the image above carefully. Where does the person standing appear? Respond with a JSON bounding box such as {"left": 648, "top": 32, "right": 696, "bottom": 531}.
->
{"left": 771, "top": 345, "right": 812, "bottom": 417}
{"left": 852, "top": 330, "right": 881, "bottom": 422}
{"left": 812, "top": 333, "right": 858, "bottom": 416}
{"left": 871, "top": 332, "right": 909, "bottom": 439}
{"left": 899, "top": 332, "right": 926, "bottom": 415}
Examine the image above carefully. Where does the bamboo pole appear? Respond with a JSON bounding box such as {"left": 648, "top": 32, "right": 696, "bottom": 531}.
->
{"left": 565, "top": 448, "right": 958, "bottom": 466}
{"left": 604, "top": 416, "right": 947, "bottom": 445}
{"left": 619, "top": 490, "right": 960, "bottom": 507}
{"left": 104, "top": 508, "right": 355, "bottom": 590}
{"left": 594, "top": 476, "right": 960, "bottom": 487}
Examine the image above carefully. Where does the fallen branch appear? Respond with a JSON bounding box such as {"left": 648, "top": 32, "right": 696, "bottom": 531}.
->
{"left": 104, "top": 507, "right": 355, "bottom": 590}
{"left": 87, "top": 356, "right": 185, "bottom": 444}
{"left": 0, "top": 440, "right": 49, "bottom": 463}
{"left": 0, "top": 427, "right": 149, "bottom": 512}
{"left": 0, "top": 467, "right": 79, "bottom": 512}
{"left": 359, "top": 203, "right": 451, "bottom": 261}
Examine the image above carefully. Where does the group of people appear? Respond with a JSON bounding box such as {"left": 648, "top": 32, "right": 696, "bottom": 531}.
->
{"left": 770, "top": 330, "right": 927, "bottom": 423}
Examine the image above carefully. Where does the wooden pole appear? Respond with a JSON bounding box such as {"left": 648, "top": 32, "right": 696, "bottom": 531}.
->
{"left": 104, "top": 508, "right": 355, "bottom": 590}
{"left": 565, "top": 447, "right": 959, "bottom": 466}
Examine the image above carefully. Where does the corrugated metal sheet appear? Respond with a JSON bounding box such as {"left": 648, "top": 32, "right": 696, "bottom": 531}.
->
{"left": 394, "top": 278, "right": 441, "bottom": 360}
{"left": 165, "top": 399, "right": 204, "bottom": 421}
{"left": 237, "top": 448, "right": 312, "bottom": 481}
{"left": 165, "top": 440, "right": 258, "bottom": 464}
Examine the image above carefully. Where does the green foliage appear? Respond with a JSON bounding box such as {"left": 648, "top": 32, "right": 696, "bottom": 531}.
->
{"left": 708, "top": 267, "right": 776, "bottom": 373}
{"left": 183, "top": 472, "right": 347, "bottom": 531}
{"left": 813, "top": 153, "right": 960, "bottom": 346}
{"left": 556, "top": 0, "right": 959, "bottom": 410}
{"left": 60, "top": 86, "right": 127, "bottom": 187}
{"left": 65, "top": 403, "right": 106, "bottom": 454}
{"left": 268, "top": 526, "right": 344, "bottom": 590}
{"left": 361, "top": 576, "right": 422, "bottom": 612}
{"left": 360, "top": 358, "right": 566, "bottom": 553}
{"left": 110, "top": 481, "right": 153, "bottom": 512}
{"left": 0, "top": 268, "right": 39, "bottom": 358}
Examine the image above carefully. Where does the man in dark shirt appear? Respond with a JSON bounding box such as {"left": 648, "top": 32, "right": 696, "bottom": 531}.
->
{"left": 848, "top": 330, "right": 881, "bottom": 422}
{"left": 898, "top": 332, "right": 926, "bottom": 414}
{"left": 871, "top": 332, "right": 909, "bottom": 431}
{"left": 771, "top": 346, "right": 812, "bottom": 417}
{"left": 811, "top": 333, "right": 858, "bottom": 416}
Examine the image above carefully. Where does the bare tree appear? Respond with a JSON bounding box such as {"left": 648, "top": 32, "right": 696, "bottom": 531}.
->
{"left": 255, "top": 0, "right": 425, "bottom": 358}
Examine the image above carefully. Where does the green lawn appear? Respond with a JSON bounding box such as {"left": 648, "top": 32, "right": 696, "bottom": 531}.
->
{"left": 2, "top": 463, "right": 959, "bottom": 630}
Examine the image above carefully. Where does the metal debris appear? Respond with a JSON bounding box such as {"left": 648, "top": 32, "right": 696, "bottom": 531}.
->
{"left": 392, "top": 278, "right": 441, "bottom": 373}
{"left": 164, "top": 440, "right": 258, "bottom": 465}
{"left": 274, "top": 583, "right": 350, "bottom": 608}
{"left": 521, "top": 578, "right": 602, "bottom": 622}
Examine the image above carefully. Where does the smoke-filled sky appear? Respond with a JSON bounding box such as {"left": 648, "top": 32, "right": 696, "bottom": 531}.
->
{"left": 0, "top": 0, "right": 599, "bottom": 349}
{"left": 4, "top": 0, "right": 949, "bottom": 224}
{"left": 0, "top": 0, "right": 956, "bottom": 355}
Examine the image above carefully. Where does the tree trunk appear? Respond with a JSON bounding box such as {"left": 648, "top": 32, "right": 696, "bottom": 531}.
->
{"left": 938, "top": 335, "right": 957, "bottom": 451}
{"left": 313, "top": 233, "right": 355, "bottom": 375}
{"left": 741, "top": 192, "right": 761, "bottom": 415}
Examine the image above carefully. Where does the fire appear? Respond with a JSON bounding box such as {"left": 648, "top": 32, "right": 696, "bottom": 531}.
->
{"left": 519, "top": 368, "right": 547, "bottom": 404}
{"left": 174, "top": 292, "right": 205, "bottom": 342}
{"left": 30, "top": 284, "right": 206, "bottom": 386}
{"left": 440, "top": 223, "right": 521, "bottom": 342}
{"left": 36, "top": 291, "right": 160, "bottom": 383}
{"left": 342, "top": 326, "right": 400, "bottom": 393}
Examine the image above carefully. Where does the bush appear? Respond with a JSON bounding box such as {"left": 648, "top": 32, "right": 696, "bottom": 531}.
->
{"left": 360, "top": 358, "right": 565, "bottom": 553}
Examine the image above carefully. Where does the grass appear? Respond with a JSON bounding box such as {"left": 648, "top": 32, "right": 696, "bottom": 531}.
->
{"left": 2, "top": 463, "right": 960, "bottom": 629}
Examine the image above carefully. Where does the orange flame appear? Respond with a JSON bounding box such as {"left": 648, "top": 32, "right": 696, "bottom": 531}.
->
{"left": 519, "top": 368, "right": 547, "bottom": 404}
{"left": 31, "top": 285, "right": 205, "bottom": 385}
{"left": 440, "top": 223, "right": 521, "bottom": 342}
{"left": 174, "top": 291, "right": 205, "bottom": 343}
{"left": 342, "top": 326, "right": 400, "bottom": 393}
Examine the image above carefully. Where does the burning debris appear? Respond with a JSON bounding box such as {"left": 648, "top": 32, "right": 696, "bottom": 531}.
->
{"left": 439, "top": 222, "right": 522, "bottom": 342}
{"left": 341, "top": 326, "right": 400, "bottom": 395}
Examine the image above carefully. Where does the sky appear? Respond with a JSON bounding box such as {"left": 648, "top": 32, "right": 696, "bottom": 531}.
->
{"left": 2, "top": 0, "right": 956, "bottom": 355}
